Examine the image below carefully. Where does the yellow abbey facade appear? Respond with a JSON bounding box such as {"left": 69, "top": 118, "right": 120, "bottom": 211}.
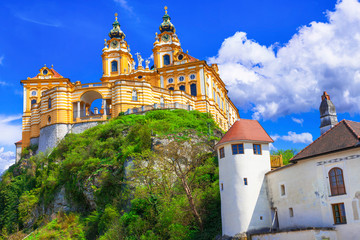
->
{"left": 19, "top": 8, "right": 240, "bottom": 152}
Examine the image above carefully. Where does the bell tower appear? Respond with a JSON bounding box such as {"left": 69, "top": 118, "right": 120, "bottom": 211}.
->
{"left": 153, "top": 6, "right": 182, "bottom": 69}
{"left": 101, "top": 13, "right": 134, "bottom": 80}
{"left": 320, "top": 91, "right": 338, "bottom": 135}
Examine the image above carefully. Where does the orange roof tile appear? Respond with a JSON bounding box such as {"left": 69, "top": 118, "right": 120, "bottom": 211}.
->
{"left": 15, "top": 140, "right": 22, "bottom": 145}
{"left": 216, "top": 119, "right": 273, "bottom": 147}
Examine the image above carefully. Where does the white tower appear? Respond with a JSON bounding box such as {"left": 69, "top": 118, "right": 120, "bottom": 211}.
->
{"left": 215, "top": 119, "right": 273, "bottom": 237}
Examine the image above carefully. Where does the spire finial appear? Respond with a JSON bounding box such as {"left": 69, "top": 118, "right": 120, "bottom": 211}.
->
{"left": 115, "top": 13, "right": 118, "bottom": 21}
{"left": 164, "top": 6, "right": 168, "bottom": 14}
{"left": 51, "top": 64, "right": 54, "bottom": 68}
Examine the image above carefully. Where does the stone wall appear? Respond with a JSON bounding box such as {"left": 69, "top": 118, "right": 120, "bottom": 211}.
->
{"left": 38, "top": 124, "right": 71, "bottom": 153}
{"left": 30, "top": 137, "right": 39, "bottom": 146}
{"left": 71, "top": 122, "right": 99, "bottom": 134}
{"left": 38, "top": 122, "right": 101, "bottom": 153}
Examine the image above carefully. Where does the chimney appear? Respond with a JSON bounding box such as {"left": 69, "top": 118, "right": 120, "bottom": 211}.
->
{"left": 319, "top": 91, "right": 338, "bottom": 135}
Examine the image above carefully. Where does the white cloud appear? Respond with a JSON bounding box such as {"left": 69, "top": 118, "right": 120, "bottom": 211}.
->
{"left": 275, "top": 131, "right": 313, "bottom": 144}
{"left": 0, "top": 81, "right": 6, "bottom": 86}
{"left": 209, "top": 0, "right": 360, "bottom": 120}
{"left": 0, "top": 114, "right": 22, "bottom": 147}
{"left": 269, "top": 143, "right": 277, "bottom": 151}
{"left": 15, "top": 14, "right": 62, "bottom": 27}
{"left": 0, "top": 55, "right": 4, "bottom": 65}
{"left": 0, "top": 147, "right": 15, "bottom": 176}
{"left": 114, "top": 0, "right": 133, "bottom": 14}
{"left": 292, "top": 117, "right": 304, "bottom": 126}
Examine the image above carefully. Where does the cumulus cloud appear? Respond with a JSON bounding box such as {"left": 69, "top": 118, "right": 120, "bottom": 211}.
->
{"left": 0, "top": 147, "right": 15, "bottom": 176}
{"left": 292, "top": 117, "right": 304, "bottom": 126}
{"left": 209, "top": 0, "right": 360, "bottom": 120}
{"left": 0, "top": 114, "right": 22, "bottom": 146}
{"left": 272, "top": 131, "right": 313, "bottom": 144}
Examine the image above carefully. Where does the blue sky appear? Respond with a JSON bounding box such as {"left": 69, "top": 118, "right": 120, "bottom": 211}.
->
{"left": 2, "top": 0, "right": 360, "bottom": 173}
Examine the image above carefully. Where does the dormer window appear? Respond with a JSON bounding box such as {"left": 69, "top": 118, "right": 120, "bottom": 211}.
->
{"left": 111, "top": 61, "right": 118, "bottom": 72}
{"left": 43, "top": 69, "right": 48, "bottom": 75}
{"left": 163, "top": 54, "right": 170, "bottom": 66}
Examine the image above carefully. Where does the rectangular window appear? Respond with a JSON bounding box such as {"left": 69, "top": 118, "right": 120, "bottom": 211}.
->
{"left": 332, "top": 203, "right": 347, "bottom": 224}
{"left": 289, "top": 208, "right": 294, "bottom": 217}
{"left": 253, "top": 144, "right": 262, "bottom": 155}
{"left": 219, "top": 147, "right": 225, "bottom": 159}
{"left": 280, "top": 184, "right": 286, "bottom": 196}
{"left": 244, "top": 178, "right": 248, "bottom": 185}
{"left": 232, "top": 144, "right": 244, "bottom": 155}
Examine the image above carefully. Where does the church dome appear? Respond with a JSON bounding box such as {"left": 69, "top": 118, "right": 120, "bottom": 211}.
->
{"left": 109, "top": 13, "right": 126, "bottom": 39}
{"left": 159, "top": 6, "right": 175, "bottom": 33}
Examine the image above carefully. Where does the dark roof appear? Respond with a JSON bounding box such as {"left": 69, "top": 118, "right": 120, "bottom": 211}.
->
{"left": 291, "top": 120, "right": 360, "bottom": 162}
{"left": 216, "top": 119, "right": 273, "bottom": 147}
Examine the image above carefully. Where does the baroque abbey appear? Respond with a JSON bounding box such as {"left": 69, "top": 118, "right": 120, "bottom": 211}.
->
{"left": 19, "top": 8, "right": 239, "bottom": 152}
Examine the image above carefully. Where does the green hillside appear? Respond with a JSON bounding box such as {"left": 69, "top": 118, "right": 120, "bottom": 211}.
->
{"left": 0, "top": 110, "right": 223, "bottom": 240}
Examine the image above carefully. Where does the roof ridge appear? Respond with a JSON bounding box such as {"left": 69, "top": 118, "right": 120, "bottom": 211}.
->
{"left": 291, "top": 120, "right": 345, "bottom": 161}
{"left": 343, "top": 120, "right": 360, "bottom": 139}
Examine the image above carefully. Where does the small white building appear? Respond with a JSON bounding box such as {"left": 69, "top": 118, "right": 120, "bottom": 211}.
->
{"left": 217, "top": 93, "right": 360, "bottom": 240}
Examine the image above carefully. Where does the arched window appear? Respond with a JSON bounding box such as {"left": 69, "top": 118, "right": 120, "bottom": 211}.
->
{"left": 31, "top": 99, "right": 37, "bottom": 105}
{"left": 132, "top": 89, "right": 138, "bottom": 101}
{"left": 48, "top": 98, "right": 52, "bottom": 109}
{"left": 329, "top": 168, "right": 346, "bottom": 196}
{"left": 190, "top": 84, "right": 197, "bottom": 96}
{"left": 179, "top": 85, "right": 185, "bottom": 92}
{"left": 168, "top": 87, "right": 174, "bottom": 91}
{"left": 163, "top": 54, "right": 170, "bottom": 66}
{"left": 111, "top": 61, "right": 118, "bottom": 72}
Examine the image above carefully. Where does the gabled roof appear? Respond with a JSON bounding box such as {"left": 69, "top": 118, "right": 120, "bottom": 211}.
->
{"left": 30, "top": 67, "right": 63, "bottom": 79}
{"left": 291, "top": 120, "right": 360, "bottom": 162}
{"left": 215, "top": 119, "right": 273, "bottom": 148}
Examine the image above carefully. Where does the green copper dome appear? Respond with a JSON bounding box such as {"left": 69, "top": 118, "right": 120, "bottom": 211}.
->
{"left": 109, "top": 13, "right": 126, "bottom": 39}
{"left": 159, "top": 6, "right": 175, "bottom": 33}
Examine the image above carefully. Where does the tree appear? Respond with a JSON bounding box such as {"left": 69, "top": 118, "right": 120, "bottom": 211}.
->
{"left": 129, "top": 137, "right": 212, "bottom": 231}
{"left": 271, "top": 149, "right": 298, "bottom": 165}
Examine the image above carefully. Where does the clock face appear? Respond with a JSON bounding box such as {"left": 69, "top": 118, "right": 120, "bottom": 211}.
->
{"left": 162, "top": 34, "right": 170, "bottom": 42}
{"left": 111, "top": 40, "right": 118, "bottom": 48}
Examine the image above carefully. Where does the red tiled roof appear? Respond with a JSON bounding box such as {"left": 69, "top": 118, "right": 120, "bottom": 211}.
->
{"left": 188, "top": 55, "right": 197, "bottom": 62}
{"left": 31, "top": 68, "right": 63, "bottom": 79}
{"left": 216, "top": 119, "right": 273, "bottom": 147}
{"left": 291, "top": 120, "right": 360, "bottom": 162}
{"left": 15, "top": 140, "right": 22, "bottom": 145}
{"left": 49, "top": 68, "right": 62, "bottom": 78}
